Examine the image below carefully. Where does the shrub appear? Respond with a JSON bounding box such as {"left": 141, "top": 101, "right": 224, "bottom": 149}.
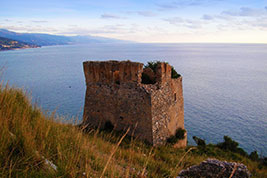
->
{"left": 142, "top": 61, "right": 181, "bottom": 84}
{"left": 216, "top": 136, "right": 248, "bottom": 156}
{"left": 249, "top": 151, "right": 259, "bottom": 161}
{"left": 261, "top": 157, "right": 267, "bottom": 167}
{"left": 193, "top": 136, "right": 206, "bottom": 147}
{"left": 144, "top": 61, "right": 159, "bottom": 73}
{"left": 167, "top": 128, "right": 186, "bottom": 144}
{"left": 171, "top": 67, "right": 181, "bottom": 78}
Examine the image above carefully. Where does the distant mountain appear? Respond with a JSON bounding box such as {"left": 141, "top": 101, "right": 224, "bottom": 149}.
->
{"left": 0, "top": 29, "right": 131, "bottom": 47}
{"left": 0, "top": 29, "right": 72, "bottom": 46}
{"left": 0, "top": 36, "right": 39, "bottom": 51}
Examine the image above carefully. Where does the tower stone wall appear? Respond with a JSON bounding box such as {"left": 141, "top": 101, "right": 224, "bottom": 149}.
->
{"left": 82, "top": 60, "right": 186, "bottom": 146}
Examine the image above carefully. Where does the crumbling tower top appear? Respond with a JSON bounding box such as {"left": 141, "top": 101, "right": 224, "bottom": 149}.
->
{"left": 83, "top": 60, "right": 176, "bottom": 86}
{"left": 83, "top": 60, "right": 143, "bottom": 84}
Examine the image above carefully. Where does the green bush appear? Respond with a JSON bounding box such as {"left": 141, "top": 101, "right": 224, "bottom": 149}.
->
{"left": 193, "top": 136, "right": 206, "bottom": 147}
{"left": 142, "top": 61, "right": 181, "bottom": 84}
{"left": 144, "top": 61, "right": 159, "bottom": 73}
{"left": 171, "top": 67, "right": 181, "bottom": 78}
{"left": 167, "top": 128, "right": 186, "bottom": 144}
{"left": 216, "top": 136, "right": 248, "bottom": 156}
{"left": 249, "top": 151, "right": 259, "bottom": 161}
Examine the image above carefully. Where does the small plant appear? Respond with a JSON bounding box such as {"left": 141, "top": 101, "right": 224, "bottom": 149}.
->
{"left": 193, "top": 136, "right": 206, "bottom": 147}
{"left": 141, "top": 61, "right": 159, "bottom": 84}
{"left": 144, "top": 61, "right": 160, "bottom": 73}
{"left": 171, "top": 67, "right": 181, "bottom": 78}
{"left": 167, "top": 128, "right": 186, "bottom": 144}
{"left": 142, "top": 61, "right": 181, "bottom": 84}
{"left": 249, "top": 150, "right": 259, "bottom": 161}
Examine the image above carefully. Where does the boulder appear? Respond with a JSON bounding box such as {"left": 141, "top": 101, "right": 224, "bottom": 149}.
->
{"left": 177, "top": 158, "right": 251, "bottom": 178}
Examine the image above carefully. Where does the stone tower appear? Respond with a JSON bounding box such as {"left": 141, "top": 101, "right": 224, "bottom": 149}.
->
{"left": 82, "top": 60, "right": 186, "bottom": 146}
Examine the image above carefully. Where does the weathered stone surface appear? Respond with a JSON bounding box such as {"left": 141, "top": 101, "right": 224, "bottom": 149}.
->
{"left": 83, "top": 60, "right": 143, "bottom": 84}
{"left": 177, "top": 159, "right": 251, "bottom": 178}
{"left": 82, "top": 60, "right": 186, "bottom": 146}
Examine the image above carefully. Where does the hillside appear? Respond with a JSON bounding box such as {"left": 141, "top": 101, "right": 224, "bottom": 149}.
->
{"left": 0, "top": 29, "right": 131, "bottom": 47}
{"left": 0, "top": 84, "right": 266, "bottom": 177}
{"left": 0, "top": 37, "right": 39, "bottom": 51}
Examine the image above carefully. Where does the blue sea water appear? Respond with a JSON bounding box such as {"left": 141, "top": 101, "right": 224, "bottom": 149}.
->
{"left": 0, "top": 43, "right": 266, "bottom": 156}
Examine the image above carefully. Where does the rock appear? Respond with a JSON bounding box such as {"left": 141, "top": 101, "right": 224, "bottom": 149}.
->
{"left": 177, "top": 158, "right": 251, "bottom": 178}
{"left": 35, "top": 151, "right": 57, "bottom": 172}
{"left": 44, "top": 158, "right": 57, "bottom": 172}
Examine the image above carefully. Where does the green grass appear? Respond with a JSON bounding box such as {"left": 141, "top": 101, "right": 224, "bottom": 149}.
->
{"left": 0, "top": 84, "right": 266, "bottom": 177}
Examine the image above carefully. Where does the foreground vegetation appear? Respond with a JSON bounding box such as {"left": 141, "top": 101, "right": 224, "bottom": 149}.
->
{"left": 0, "top": 84, "right": 266, "bottom": 177}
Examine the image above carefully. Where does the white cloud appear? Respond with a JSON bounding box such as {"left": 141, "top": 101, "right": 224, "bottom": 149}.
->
{"left": 163, "top": 17, "right": 184, "bottom": 25}
{"left": 101, "top": 14, "right": 124, "bottom": 19}
{"left": 202, "top": 14, "right": 214, "bottom": 20}
{"left": 156, "top": 0, "right": 224, "bottom": 10}
{"left": 164, "top": 17, "right": 204, "bottom": 29}
{"left": 137, "top": 11, "right": 157, "bottom": 17}
{"left": 32, "top": 20, "right": 48, "bottom": 23}
{"left": 222, "top": 7, "right": 267, "bottom": 17}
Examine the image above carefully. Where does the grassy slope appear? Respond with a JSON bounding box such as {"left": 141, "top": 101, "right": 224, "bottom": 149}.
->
{"left": 0, "top": 85, "right": 266, "bottom": 178}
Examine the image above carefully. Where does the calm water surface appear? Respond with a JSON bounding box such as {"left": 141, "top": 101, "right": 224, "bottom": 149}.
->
{"left": 1, "top": 43, "right": 266, "bottom": 155}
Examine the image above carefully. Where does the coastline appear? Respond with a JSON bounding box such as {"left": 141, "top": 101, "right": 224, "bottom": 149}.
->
{"left": 0, "top": 46, "right": 41, "bottom": 52}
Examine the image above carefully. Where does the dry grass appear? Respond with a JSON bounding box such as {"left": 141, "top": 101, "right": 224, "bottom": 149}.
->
{"left": 0, "top": 84, "right": 266, "bottom": 178}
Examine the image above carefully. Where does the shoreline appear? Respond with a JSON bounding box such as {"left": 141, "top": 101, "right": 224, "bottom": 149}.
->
{"left": 0, "top": 46, "right": 41, "bottom": 52}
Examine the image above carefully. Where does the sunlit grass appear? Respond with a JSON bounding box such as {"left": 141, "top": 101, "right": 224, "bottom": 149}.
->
{"left": 0, "top": 84, "right": 266, "bottom": 177}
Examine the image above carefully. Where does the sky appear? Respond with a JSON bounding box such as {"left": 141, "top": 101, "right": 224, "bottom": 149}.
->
{"left": 1, "top": 0, "right": 267, "bottom": 43}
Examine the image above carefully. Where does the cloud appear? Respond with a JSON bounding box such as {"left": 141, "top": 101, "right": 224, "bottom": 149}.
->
{"left": 32, "top": 20, "right": 48, "bottom": 23}
{"left": 156, "top": 1, "right": 199, "bottom": 10}
{"left": 241, "top": 17, "right": 267, "bottom": 30}
{"left": 101, "top": 14, "right": 123, "bottom": 19}
{"left": 202, "top": 14, "right": 214, "bottom": 20}
{"left": 157, "top": 2, "right": 180, "bottom": 10}
{"left": 124, "top": 10, "right": 157, "bottom": 17}
{"left": 62, "top": 24, "right": 134, "bottom": 36}
{"left": 222, "top": 7, "right": 267, "bottom": 17}
{"left": 184, "top": 19, "right": 203, "bottom": 29}
{"left": 164, "top": 17, "right": 184, "bottom": 25}
{"left": 137, "top": 11, "right": 157, "bottom": 17}
{"left": 0, "top": 25, "right": 60, "bottom": 33}
{"left": 196, "top": 7, "right": 267, "bottom": 32}
{"left": 164, "top": 17, "right": 203, "bottom": 29}
{"left": 156, "top": 0, "right": 222, "bottom": 10}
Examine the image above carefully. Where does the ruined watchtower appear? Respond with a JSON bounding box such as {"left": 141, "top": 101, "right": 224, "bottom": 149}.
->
{"left": 82, "top": 60, "right": 186, "bottom": 146}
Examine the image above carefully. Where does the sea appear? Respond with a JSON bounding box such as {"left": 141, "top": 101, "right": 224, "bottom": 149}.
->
{"left": 0, "top": 43, "right": 266, "bottom": 156}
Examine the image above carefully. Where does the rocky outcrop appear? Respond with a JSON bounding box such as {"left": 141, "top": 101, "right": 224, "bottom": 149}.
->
{"left": 177, "top": 159, "right": 251, "bottom": 178}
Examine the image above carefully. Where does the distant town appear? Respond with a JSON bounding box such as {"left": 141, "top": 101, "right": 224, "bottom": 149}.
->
{"left": 0, "top": 37, "right": 39, "bottom": 51}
